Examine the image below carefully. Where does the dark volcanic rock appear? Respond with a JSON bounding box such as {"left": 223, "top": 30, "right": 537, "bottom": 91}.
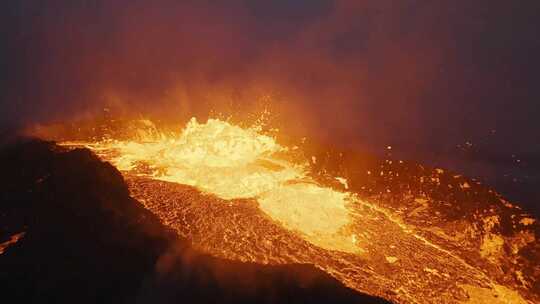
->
{"left": 0, "top": 139, "right": 389, "bottom": 304}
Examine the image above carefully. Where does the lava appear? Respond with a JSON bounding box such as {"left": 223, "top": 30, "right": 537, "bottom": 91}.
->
{"left": 59, "top": 117, "right": 538, "bottom": 304}
{"left": 0, "top": 232, "right": 25, "bottom": 255}
{"left": 64, "top": 118, "right": 358, "bottom": 253}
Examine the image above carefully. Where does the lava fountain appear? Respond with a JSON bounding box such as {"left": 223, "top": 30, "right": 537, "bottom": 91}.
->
{"left": 56, "top": 117, "right": 538, "bottom": 304}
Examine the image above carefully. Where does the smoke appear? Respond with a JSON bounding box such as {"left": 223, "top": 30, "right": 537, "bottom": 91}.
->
{"left": 2, "top": 0, "right": 540, "bottom": 158}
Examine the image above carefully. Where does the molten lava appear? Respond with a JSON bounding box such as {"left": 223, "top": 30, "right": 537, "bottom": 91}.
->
{"left": 66, "top": 118, "right": 357, "bottom": 253}
{"left": 59, "top": 118, "right": 538, "bottom": 304}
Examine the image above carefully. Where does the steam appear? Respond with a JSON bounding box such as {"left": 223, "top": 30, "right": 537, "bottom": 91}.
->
{"left": 1, "top": 1, "right": 449, "bottom": 147}
{"left": 2, "top": 0, "right": 540, "bottom": 183}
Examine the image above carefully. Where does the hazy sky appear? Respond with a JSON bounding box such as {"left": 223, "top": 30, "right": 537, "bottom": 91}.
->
{"left": 1, "top": 1, "right": 539, "bottom": 167}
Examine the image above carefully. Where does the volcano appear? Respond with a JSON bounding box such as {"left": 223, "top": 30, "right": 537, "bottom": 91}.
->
{"left": 12, "top": 117, "right": 537, "bottom": 304}
{"left": 0, "top": 139, "right": 389, "bottom": 304}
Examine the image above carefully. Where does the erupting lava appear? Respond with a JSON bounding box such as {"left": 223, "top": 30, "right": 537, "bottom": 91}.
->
{"left": 75, "top": 118, "right": 357, "bottom": 253}
{"left": 58, "top": 117, "right": 538, "bottom": 304}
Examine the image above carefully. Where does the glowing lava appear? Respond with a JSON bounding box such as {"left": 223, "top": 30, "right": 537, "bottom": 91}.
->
{"left": 59, "top": 117, "right": 538, "bottom": 304}
{"left": 67, "top": 118, "right": 358, "bottom": 253}
{"left": 0, "top": 232, "right": 25, "bottom": 255}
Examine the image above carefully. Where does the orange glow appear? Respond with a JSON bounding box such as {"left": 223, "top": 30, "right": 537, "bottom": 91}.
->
{"left": 59, "top": 117, "right": 536, "bottom": 304}
{"left": 0, "top": 232, "right": 25, "bottom": 255}
{"left": 64, "top": 118, "right": 359, "bottom": 253}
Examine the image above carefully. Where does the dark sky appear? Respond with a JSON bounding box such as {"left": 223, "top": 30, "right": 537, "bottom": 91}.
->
{"left": 2, "top": 0, "right": 540, "bottom": 210}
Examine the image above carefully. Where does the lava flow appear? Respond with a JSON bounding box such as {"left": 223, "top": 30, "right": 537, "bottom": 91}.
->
{"left": 59, "top": 118, "right": 538, "bottom": 304}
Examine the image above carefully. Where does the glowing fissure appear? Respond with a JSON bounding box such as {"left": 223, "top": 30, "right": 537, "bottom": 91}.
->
{"left": 78, "top": 118, "right": 358, "bottom": 253}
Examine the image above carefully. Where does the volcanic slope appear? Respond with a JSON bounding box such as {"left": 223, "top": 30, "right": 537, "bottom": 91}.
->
{"left": 0, "top": 139, "right": 389, "bottom": 304}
